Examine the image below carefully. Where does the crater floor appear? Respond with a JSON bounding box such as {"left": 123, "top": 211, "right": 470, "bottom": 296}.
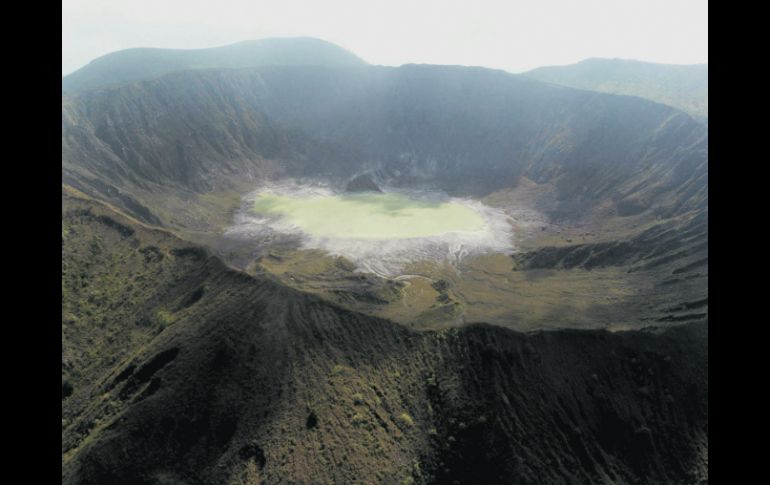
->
{"left": 225, "top": 182, "right": 514, "bottom": 277}
{"left": 215, "top": 178, "right": 705, "bottom": 332}
{"left": 252, "top": 190, "right": 486, "bottom": 239}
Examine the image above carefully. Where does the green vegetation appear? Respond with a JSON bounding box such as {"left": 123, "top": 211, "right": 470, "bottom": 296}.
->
{"left": 153, "top": 310, "right": 174, "bottom": 327}
{"left": 331, "top": 364, "right": 355, "bottom": 377}
{"left": 397, "top": 413, "right": 415, "bottom": 427}
{"left": 351, "top": 413, "right": 367, "bottom": 426}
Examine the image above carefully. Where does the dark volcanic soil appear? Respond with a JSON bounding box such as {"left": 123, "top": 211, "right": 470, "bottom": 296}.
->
{"left": 62, "top": 191, "right": 707, "bottom": 485}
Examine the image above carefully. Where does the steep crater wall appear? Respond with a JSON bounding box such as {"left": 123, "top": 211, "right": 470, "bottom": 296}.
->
{"left": 62, "top": 64, "right": 707, "bottom": 227}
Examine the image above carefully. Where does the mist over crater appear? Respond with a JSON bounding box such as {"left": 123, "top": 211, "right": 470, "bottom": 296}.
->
{"left": 225, "top": 180, "right": 514, "bottom": 276}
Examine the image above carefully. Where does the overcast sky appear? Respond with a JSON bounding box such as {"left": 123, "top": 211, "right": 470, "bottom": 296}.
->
{"left": 62, "top": 0, "right": 708, "bottom": 76}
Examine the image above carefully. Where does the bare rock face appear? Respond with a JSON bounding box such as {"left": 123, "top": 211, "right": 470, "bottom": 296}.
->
{"left": 345, "top": 173, "right": 382, "bottom": 193}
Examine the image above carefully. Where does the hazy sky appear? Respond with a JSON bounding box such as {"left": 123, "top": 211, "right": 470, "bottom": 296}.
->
{"left": 62, "top": 0, "right": 708, "bottom": 76}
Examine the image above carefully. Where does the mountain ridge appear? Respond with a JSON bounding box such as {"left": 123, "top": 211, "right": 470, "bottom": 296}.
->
{"left": 62, "top": 37, "right": 367, "bottom": 93}
{"left": 524, "top": 58, "right": 708, "bottom": 122}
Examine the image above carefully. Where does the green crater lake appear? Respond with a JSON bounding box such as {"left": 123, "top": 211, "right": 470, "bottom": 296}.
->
{"left": 253, "top": 192, "right": 486, "bottom": 239}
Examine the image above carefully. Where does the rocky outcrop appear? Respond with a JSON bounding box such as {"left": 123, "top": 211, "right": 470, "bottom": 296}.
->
{"left": 345, "top": 173, "right": 383, "bottom": 193}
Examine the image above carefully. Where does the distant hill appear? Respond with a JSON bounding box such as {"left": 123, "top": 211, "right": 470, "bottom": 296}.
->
{"left": 61, "top": 37, "right": 366, "bottom": 93}
{"left": 524, "top": 58, "right": 708, "bottom": 123}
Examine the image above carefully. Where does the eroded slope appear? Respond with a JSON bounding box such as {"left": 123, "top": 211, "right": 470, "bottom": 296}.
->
{"left": 62, "top": 190, "right": 707, "bottom": 485}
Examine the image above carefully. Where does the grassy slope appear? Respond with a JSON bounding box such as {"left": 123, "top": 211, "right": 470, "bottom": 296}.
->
{"left": 525, "top": 59, "right": 708, "bottom": 122}
{"left": 62, "top": 188, "right": 707, "bottom": 484}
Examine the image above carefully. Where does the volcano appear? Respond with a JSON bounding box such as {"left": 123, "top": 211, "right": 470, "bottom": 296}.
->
{"left": 62, "top": 38, "right": 707, "bottom": 484}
